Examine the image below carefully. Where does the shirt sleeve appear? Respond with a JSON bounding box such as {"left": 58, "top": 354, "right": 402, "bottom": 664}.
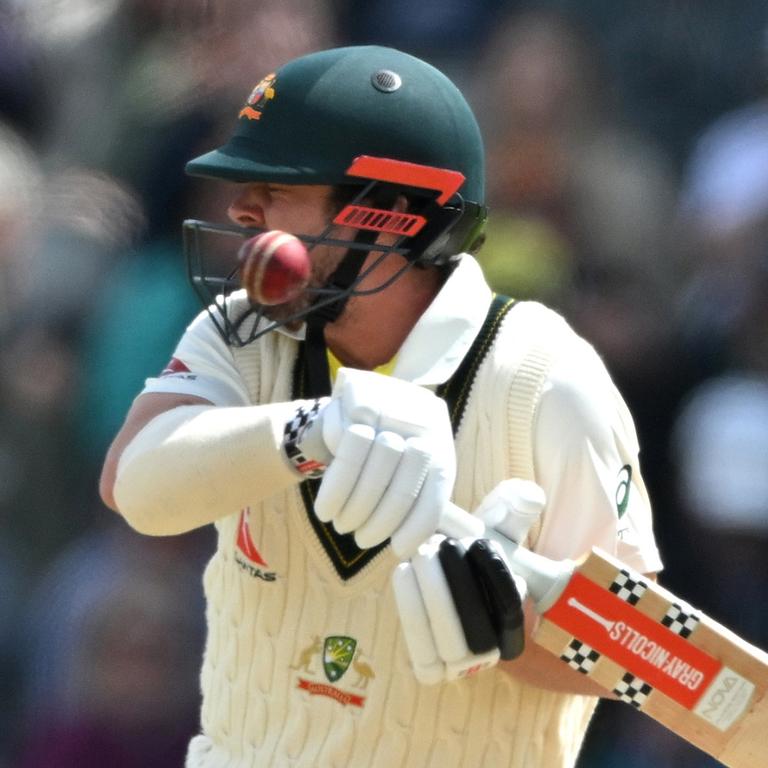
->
{"left": 532, "top": 334, "right": 663, "bottom": 576}
{"left": 141, "top": 308, "right": 251, "bottom": 407}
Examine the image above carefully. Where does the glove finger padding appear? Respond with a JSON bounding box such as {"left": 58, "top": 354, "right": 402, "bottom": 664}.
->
{"left": 332, "top": 431, "right": 405, "bottom": 534}
{"left": 438, "top": 538, "right": 498, "bottom": 655}
{"left": 465, "top": 539, "right": 526, "bottom": 660}
{"left": 392, "top": 562, "right": 447, "bottom": 686}
{"left": 411, "top": 536, "right": 470, "bottom": 664}
{"left": 387, "top": 443, "right": 447, "bottom": 559}
{"left": 314, "top": 424, "right": 375, "bottom": 523}
{"left": 353, "top": 437, "right": 431, "bottom": 550}
{"left": 393, "top": 534, "right": 508, "bottom": 685}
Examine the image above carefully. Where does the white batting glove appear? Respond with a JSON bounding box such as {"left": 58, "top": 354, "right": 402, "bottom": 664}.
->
{"left": 393, "top": 533, "right": 527, "bottom": 685}
{"left": 309, "top": 368, "right": 455, "bottom": 559}
{"left": 391, "top": 480, "right": 546, "bottom": 685}
{"left": 474, "top": 479, "right": 547, "bottom": 544}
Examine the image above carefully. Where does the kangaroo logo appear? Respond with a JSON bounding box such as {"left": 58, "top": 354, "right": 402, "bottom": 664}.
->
{"left": 291, "top": 636, "right": 323, "bottom": 674}
{"left": 350, "top": 649, "right": 376, "bottom": 689}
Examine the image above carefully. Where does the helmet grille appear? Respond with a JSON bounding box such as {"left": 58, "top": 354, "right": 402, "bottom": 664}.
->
{"left": 371, "top": 69, "right": 402, "bottom": 93}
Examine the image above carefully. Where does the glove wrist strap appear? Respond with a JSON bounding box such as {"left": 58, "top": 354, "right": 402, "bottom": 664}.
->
{"left": 283, "top": 398, "right": 329, "bottom": 478}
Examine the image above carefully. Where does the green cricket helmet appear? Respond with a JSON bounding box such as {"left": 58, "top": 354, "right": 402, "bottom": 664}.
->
{"left": 183, "top": 45, "right": 488, "bottom": 346}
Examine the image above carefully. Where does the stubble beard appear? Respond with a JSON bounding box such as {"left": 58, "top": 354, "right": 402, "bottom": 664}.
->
{"left": 260, "top": 246, "right": 349, "bottom": 329}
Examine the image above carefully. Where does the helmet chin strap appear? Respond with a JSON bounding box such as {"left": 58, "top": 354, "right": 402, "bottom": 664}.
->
{"left": 303, "top": 230, "right": 380, "bottom": 396}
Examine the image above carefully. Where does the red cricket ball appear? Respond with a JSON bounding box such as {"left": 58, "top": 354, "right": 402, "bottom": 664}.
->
{"left": 238, "top": 230, "right": 311, "bottom": 305}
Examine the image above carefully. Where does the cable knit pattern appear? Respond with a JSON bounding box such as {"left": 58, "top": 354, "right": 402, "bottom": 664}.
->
{"left": 186, "top": 301, "right": 598, "bottom": 768}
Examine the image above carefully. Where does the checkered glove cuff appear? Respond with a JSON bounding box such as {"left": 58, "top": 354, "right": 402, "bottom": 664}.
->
{"left": 283, "top": 399, "right": 328, "bottom": 479}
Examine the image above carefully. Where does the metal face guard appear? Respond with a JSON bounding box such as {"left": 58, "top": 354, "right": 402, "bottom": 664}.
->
{"left": 182, "top": 157, "right": 470, "bottom": 347}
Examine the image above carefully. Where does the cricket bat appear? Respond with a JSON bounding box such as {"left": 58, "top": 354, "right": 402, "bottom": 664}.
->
{"left": 441, "top": 503, "right": 768, "bottom": 767}
{"left": 496, "top": 533, "right": 766, "bottom": 766}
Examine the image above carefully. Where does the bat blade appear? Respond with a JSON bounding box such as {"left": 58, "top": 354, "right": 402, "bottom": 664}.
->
{"left": 532, "top": 548, "right": 768, "bottom": 768}
{"left": 440, "top": 504, "right": 767, "bottom": 765}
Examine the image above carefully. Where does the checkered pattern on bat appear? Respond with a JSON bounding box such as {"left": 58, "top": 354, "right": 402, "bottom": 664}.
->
{"left": 614, "top": 672, "right": 653, "bottom": 708}
{"left": 283, "top": 399, "right": 326, "bottom": 478}
{"left": 661, "top": 603, "right": 701, "bottom": 638}
{"left": 608, "top": 569, "right": 647, "bottom": 605}
{"left": 608, "top": 567, "right": 702, "bottom": 639}
{"left": 560, "top": 639, "right": 601, "bottom": 675}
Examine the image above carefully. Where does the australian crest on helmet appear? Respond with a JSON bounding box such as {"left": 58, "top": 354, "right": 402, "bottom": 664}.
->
{"left": 239, "top": 72, "right": 277, "bottom": 121}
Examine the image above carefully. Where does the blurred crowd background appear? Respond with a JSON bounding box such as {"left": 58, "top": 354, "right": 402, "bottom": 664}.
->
{"left": 0, "top": 1, "right": 767, "bottom": 766}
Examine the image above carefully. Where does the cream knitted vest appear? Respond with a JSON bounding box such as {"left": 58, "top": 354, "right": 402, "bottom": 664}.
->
{"left": 186, "top": 301, "right": 597, "bottom": 768}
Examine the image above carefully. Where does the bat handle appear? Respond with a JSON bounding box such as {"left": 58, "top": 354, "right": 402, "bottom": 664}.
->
{"left": 440, "top": 479, "right": 546, "bottom": 542}
{"left": 485, "top": 529, "right": 574, "bottom": 614}
{"left": 439, "top": 502, "right": 486, "bottom": 538}
{"left": 440, "top": 502, "right": 574, "bottom": 614}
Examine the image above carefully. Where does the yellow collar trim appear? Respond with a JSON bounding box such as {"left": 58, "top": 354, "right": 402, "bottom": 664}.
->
{"left": 327, "top": 349, "right": 397, "bottom": 382}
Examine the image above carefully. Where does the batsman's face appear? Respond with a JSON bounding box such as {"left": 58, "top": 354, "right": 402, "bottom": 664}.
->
{"left": 227, "top": 181, "right": 409, "bottom": 329}
{"left": 227, "top": 182, "right": 352, "bottom": 324}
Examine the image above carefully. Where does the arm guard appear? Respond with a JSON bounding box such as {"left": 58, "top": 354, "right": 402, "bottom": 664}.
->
{"left": 114, "top": 402, "right": 302, "bottom": 535}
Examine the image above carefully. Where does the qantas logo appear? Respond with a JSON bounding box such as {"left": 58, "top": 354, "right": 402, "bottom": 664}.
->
{"left": 234, "top": 507, "right": 276, "bottom": 581}
{"left": 160, "top": 357, "right": 197, "bottom": 380}
{"left": 161, "top": 357, "right": 190, "bottom": 375}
